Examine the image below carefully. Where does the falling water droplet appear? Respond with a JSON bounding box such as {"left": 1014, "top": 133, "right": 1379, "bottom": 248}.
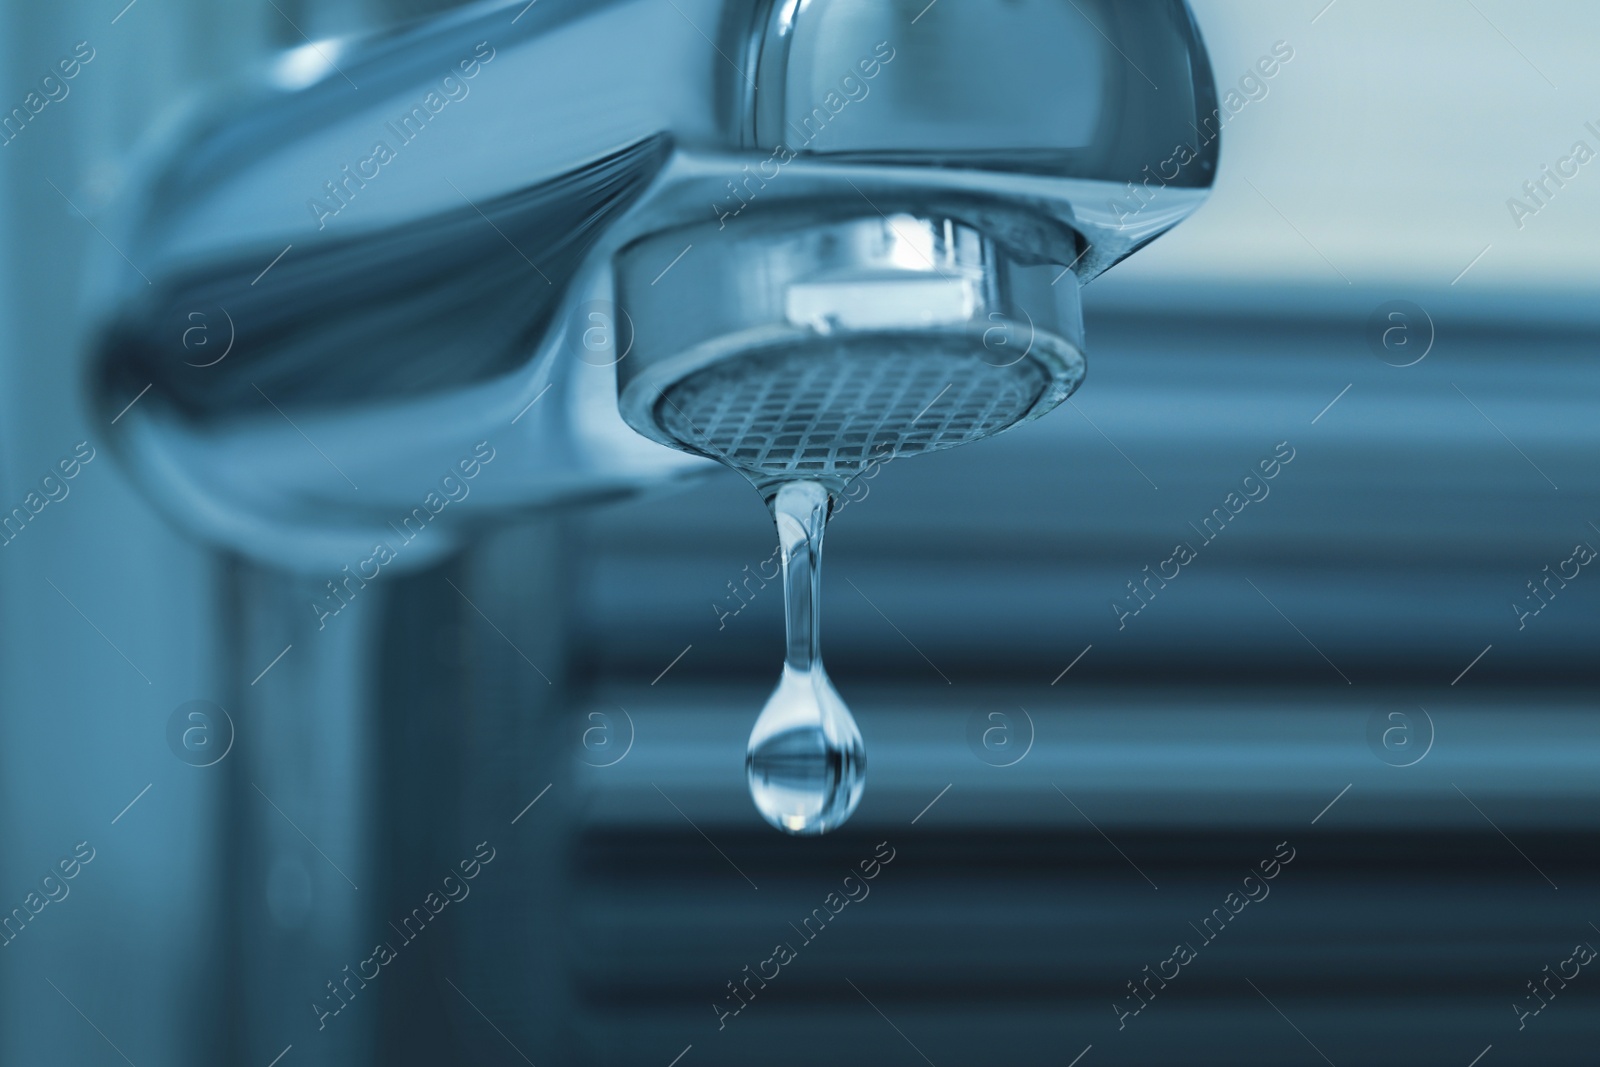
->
{"left": 746, "top": 480, "right": 865, "bottom": 835}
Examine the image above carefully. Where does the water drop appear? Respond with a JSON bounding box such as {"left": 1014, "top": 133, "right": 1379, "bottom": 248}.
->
{"left": 746, "top": 480, "right": 865, "bottom": 835}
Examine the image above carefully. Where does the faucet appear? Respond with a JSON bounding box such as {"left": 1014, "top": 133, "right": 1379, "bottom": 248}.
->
{"left": 79, "top": 0, "right": 1216, "bottom": 1059}
{"left": 87, "top": 0, "right": 1216, "bottom": 571}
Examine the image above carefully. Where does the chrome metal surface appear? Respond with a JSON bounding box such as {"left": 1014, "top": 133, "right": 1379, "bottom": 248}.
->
{"left": 85, "top": 0, "right": 1217, "bottom": 570}
{"left": 615, "top": 214, "right": 1086, "bottom": 490}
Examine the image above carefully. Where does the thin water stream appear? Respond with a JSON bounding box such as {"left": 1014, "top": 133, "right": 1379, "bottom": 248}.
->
{"left": 744, "top": 480, "right": 865, "bottom": 834}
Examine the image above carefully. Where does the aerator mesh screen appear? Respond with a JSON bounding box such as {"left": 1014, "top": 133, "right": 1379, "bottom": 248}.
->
{"left": 655, "top": 336, "right": 1049, "bottom": 479}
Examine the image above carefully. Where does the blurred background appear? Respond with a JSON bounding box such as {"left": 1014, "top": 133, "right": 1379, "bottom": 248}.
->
{"left": 2, "top": 1, "right": 1598, "bottom": 1065}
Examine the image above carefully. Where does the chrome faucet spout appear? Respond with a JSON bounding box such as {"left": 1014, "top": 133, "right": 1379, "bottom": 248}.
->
{"left": 85, "top": 0, "right": 1217, "bottom": 570}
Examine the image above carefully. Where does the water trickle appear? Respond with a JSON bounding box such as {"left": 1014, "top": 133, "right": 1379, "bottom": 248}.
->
{"left": 745, "top": 480, "right": 865, "bottom": 835}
